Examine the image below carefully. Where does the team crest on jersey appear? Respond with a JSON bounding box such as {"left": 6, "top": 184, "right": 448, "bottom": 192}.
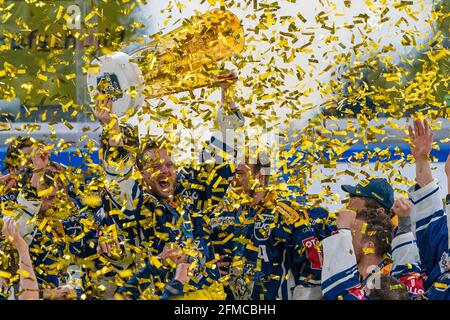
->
{"left": 254, "top": 214, "right": 274, "bottom": 241}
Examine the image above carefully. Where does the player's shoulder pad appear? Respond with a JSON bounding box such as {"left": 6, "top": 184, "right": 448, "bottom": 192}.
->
{"left": 307, "top": 207, "right": 330, "bottom": 220}
{"left": 275, "top": 200, "right": 303, "bottom": 224}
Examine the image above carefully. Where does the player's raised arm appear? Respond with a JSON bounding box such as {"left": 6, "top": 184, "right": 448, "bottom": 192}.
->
{"left": 201, "top": 70, "right": 245, "bottom": 165}
{"left": 321, "top": 209, "right": 367, "bottom": 300}
{"left": 408, "top": 118, "right": 434, "bottom": 187}
{"left": 2, "top": 220, "right": 39, "bottom": 300}
{"left": 94, "top": 97, "right": 141, "bottom": 212}
{"left": 94, "top": 97, "right": 124, "bottom": 147}
{"left": 407, "top": 118, "right": 447, "bottom": 292}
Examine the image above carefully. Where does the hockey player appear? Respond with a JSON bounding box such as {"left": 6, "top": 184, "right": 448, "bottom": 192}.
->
{"left": 407, "top": 118, "right": 450, "bottom": 299}
{"left": 309, "top": 176, "right": 396, "bottom": 246}
{"left": 341, "top": 178, "right": 394, "bottom": 217}
{"left": 321, "top": 202, "right": 425, "bottom": 300}
{"left": 0, "top": 136, "right": 34, "bottom": 206}
{"left": 95, "top": 71, "right": 245, "bottom": 299}
{"left": 221, "top": 154, "right": 322, "bottom": 300}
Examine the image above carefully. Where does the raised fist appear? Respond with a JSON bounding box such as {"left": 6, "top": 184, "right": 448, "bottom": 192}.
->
{"left": 337, "top": 209, "right": 357, "bottom": 230}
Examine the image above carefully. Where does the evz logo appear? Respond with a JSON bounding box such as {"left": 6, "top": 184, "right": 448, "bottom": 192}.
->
{"left": 254, "top": 214, "right": 274, "bottom": 241}
{"left": 97, "top": 73, "right": 123, "bottom": 101}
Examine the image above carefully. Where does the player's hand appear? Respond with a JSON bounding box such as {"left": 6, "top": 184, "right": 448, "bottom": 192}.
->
{"left": 43, "top": 285, "right": 77, "bottom": 300}
{"left": 174, "top": 263, "right": 191, "bottom": 284}
{"left": 408, "top": 118, "right": 433, "bottom": 161}
{"left": 97, "top": 236, "right": 121, "bottom": 258}
{"left": 0, "top": 174, "right": 11, "bottom": 185}
{"left": 392, "top": 198, "right": 413, "bottom": 218}
{"left": 55, "top": 285, "right": 77, "bottom": 300}
{"left": 2, "top": 219, "right": 28, "bottom": 253}
{"left": 159, "top": 245, "right": 187, "bottom": 267}
{"left": 337, "top": 209, "right": 357, "bottom": 230}
{"left": 217, "top": 255, "right": 231, "bottom": 275}
{"left": 94, "top": 97, "right": 114, "bottom": 125}
{"left": 0, "top": 277, "right": 8, "bottom": 293}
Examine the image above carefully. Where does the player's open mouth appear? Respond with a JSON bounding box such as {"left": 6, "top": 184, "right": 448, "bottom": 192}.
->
{"left": 159, "top": 179, "right": 170, "bottom": 189}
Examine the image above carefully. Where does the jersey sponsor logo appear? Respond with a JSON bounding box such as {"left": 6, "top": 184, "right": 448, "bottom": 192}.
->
{"left": 302, "top": 226, "right": 315, "bottom": 234}
{"left": 399, "top": 275, "right": 425, "bottom": 296}
{"left": 254, "top": 214, "right": 274, "bottom": 241}
{"left": 302, "top": 236, "right": 322, "bottom": 270}
{"left": 348, "top": 285, "right": 366, "bottom": 300}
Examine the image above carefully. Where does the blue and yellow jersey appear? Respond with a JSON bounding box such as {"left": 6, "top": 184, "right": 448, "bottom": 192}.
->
{"left": 228, "top": 192, "right": 322, "bottom": 300}
{"left": 108, "top": 131, "right": 238, "bottom": 300}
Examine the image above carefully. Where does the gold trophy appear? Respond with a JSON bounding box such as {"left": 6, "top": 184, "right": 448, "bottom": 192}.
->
{"left": 87, "top": 9, "right": 245, "bottom": 116}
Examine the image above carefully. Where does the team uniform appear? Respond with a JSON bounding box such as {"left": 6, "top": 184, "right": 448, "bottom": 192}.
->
{"left": 227, "top": 192, "right": 322, "bottom": 300}
{"left": 408, "top": 180, "right": 450, "bottom": 299}
{"left": 321, "top": 228, "right": 424, "bottom": 300}
{"left": 116, "top": 196, "right": 225, "bottom": 299}
{"left": 101, "top": 118, "right": 242, "bottom": 299}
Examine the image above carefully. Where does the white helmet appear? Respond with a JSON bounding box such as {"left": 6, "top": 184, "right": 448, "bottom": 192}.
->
{"left": 86, "top": 52, "right": 144, "bottom": 117}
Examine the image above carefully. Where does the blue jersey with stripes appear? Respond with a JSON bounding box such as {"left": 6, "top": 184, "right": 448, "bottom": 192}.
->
{"left": 408, "top": 180, "right": 450, "bottom": 298}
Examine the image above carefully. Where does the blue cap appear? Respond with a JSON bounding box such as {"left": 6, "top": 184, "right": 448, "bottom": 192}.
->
{"left": 341, "top": 178, "right": 394, "bottom": 209}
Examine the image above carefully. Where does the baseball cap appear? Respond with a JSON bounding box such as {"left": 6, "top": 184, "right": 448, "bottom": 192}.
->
{"left": 341, "top": 177, "right": 394, "bottom": 209}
